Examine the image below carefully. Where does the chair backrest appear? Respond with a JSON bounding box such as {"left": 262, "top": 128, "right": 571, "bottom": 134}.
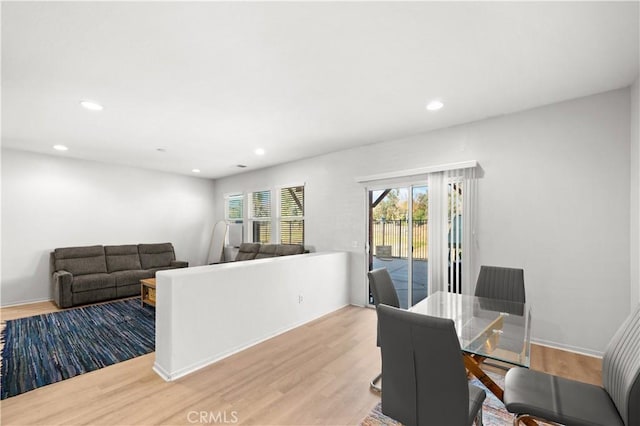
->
{"left": 377, "top": 304, "right": 469, "bottom": 426}
{"left": 475, "top": 265, "right": 526, "bottom": 303}
{"left": 602, "top": 304, "right": 640, "bottom": 426}
{"left": 368, "top": 268, "right": 400, "bottom": 308}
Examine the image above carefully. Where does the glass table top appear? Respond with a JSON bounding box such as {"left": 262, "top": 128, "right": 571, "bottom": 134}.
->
{"left": 409, "top": 291, "right": 532, "bottom": 367}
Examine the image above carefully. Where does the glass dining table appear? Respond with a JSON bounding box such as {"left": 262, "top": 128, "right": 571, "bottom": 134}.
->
{"left": 409, "top": 291, "right": 532, "bottom": 403}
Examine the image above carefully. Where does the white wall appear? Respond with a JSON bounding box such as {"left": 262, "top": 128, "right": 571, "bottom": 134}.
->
{"left": 214, "top": 88, "right": 631, "bottom": 355}
{"left": 1, "top": 149, "right": 216, "bottom": 306}
{"left": 154, "top": 252, "right": 349, "bottom": 380}
{"left": 631, "top": 76, "right": 640, "bottom": 307}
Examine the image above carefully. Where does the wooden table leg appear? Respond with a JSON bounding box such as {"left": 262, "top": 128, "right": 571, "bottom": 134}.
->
{"left": 463, "top": 354, "right": 538, "bottom": 426}
{"left": 463, "top": 354, "right": 504, "bottom": 400}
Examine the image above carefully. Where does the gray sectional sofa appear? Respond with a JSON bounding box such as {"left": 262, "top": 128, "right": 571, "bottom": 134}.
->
{"left": 234, "top": 243, "right": 305, "bottom": 260}
{"left": 51, "top": 242, "right": 188, "bottom": 308}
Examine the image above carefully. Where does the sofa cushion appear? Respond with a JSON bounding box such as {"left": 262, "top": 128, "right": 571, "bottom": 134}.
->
{"left": 105, "top": 245, "right": 142, "bottom": 272}
{"left": 111, "top": 269, "right": 154, "bottom": 286}
{"left": 54, "top": 245, "right": 107, "bottom": 276}
{"left": 276, "top": 244, "right": 305, "bottom": 256}
{"left": 255, "top": 244, "right": 278, "bottom": 259}
{"left": 73, "top": 287, "right": 117, "bottom": 306}
{"left": 138, "top": 243, "right": 175, "bottom": 269}
{"left": 235, "top": 243, "right": 261, "bottom": 261}
{"left": 72, "top": 273, "right": 116, "bottom": 293}
{"left": 116, "top": 284, "right": 140, "bottom": 298}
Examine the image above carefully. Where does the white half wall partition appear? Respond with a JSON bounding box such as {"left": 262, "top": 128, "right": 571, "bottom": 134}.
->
{"left": 153, "top": 251, "right": 349, "bottom": 381}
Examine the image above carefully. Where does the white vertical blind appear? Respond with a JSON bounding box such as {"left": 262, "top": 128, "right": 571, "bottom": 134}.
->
{"left": 427, "top": 172, "right": 448, "bottom": 294}
{"left": 459, "top": 166, "right": 478, "bottom": 295}
{"left": 447, "top": 177, "right": 463, "bottom": 293}
{"left": 428, "top": 166, "right": 478, "bottom": 295}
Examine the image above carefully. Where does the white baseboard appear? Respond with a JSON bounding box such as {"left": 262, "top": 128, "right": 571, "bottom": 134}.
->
{"left": 531, "top": 338, "right": 603, "bottom": 358}
{"left": 0, "top": 297, "right": 53, "bottom": 308}
{"left": 152, "top": 362, "right": 172, "bottom": 381}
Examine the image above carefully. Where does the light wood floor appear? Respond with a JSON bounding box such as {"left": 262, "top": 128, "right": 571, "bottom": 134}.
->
{"left": 0, "top": 302, "right": 602, "bottom": 425}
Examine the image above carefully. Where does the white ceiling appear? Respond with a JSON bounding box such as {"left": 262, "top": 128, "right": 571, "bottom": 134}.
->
{"left": 2, "top": 2, "right": 639, "bottom": 179}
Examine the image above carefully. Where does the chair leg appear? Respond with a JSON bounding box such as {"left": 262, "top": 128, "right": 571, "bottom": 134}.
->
{"left": 370, "top": 372, "right": 382, "bottom": 393}
{"left": 475, "top": 406, "right": 483, "bottom": 426}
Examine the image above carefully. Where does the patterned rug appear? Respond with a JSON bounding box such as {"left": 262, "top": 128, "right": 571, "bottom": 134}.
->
{"left": 360, "top": 372, "right": 515, "bottom": 426}
{"left": 1, "top": 298, "right": 155, "bottom": 399}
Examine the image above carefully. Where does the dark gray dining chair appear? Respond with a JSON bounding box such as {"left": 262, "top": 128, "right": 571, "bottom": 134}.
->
{"left": 474, "top": 265, "right": 526, "bottom": 368}
{"left": 474, "top": 265, "right": 526, "bottom": 303}
{"left": 504, "top": 303, "right": 640, "bottom": 426}
{"left": 368, "top": 268, "right": 400, "bottom": 392}
{"left": 377, "top": 304, "right": 486, "bottom": 426}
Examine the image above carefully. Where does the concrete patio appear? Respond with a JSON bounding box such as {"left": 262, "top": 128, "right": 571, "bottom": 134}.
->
{"left": 371, "top": 256, "right": 428, "bottom": 309}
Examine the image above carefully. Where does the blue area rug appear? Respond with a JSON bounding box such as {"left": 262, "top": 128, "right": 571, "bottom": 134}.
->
{"left": 1, "top": 298, "right": 155, "bottom": 399}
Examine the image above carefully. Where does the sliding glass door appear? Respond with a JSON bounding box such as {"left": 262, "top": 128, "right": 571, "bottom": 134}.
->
{"left": 368, "top": 184, "right": 428, "bottom": 308}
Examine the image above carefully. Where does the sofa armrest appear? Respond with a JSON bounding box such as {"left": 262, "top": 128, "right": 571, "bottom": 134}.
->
{"left": 171, "top": 260, "right": 189, "bottom": 268}
{"left": 53, "top": 270, "right": 74, "bottom": 308}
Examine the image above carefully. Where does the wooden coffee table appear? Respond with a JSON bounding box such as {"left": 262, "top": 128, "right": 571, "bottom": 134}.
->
{"left": 140, "top": 278, "right": 156, "bottom": 307}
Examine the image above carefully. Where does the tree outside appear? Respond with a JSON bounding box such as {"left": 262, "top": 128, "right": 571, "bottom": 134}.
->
{"left": 372, "top": 188, "right": 428, "bottom": 222}
{"left": 371, "top": 184, "right": 462, "bottom": 261}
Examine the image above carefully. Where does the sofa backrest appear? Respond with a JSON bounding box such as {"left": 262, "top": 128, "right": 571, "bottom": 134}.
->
{"left": 235, "top": 243, "right": 305, "bottom": 261}
{"left": 53, "top": 245, "right": 107, "bottom": 276}
{"left": 276, "top": 244, "right": 305, "bottom": 256}
{"left": 235, "top": 243, "right": 261, "bottom": 261}
{"left": 105, "top": 245, "right": 142, "bottom": 272}
{"left": 255, "top": 244, "right": 278, "bottom": 259}
{"left": 138, "top": 243, "right": 176, "bottom": 269}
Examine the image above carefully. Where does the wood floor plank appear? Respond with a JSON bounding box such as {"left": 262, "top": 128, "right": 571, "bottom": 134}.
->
{"left": 1, "top": 301, "right": 602, "bottom": 425}
{"left": 529, "top": 342, "right": 602, "bottom": 385}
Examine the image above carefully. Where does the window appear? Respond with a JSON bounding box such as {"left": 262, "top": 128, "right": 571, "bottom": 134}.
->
{"left": 249, "top": 190, "right": 272, "bottom": 243}
{"left": 279, "top": 185, "right": 304, "bottom": 245}
{"left": 225, "top": 194, "right": 244, "bottom": 223}
{"left": 225, "top": 193, "right": 244, "bottom": 246}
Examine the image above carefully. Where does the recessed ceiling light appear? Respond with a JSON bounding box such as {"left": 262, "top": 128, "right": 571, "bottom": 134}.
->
{"left": 156, "top": 148, "right": 167, "bottom": 153}
{"left": 426, "top": 100, "right": 444, "bottom": 111}
{"left": 254, "top": 148, "right": 265, "bottom": 156}
{"left": 53, "top": 145, "right": 69, "bottom": 151}
{"left": 80, "top": 100, "right": 104, "bottom": 111}
{"left": 192, "top": 169, "right": 201, "bottom": 173}
{"left": 236, "top": 164, "right": 247, "bottom": 168}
